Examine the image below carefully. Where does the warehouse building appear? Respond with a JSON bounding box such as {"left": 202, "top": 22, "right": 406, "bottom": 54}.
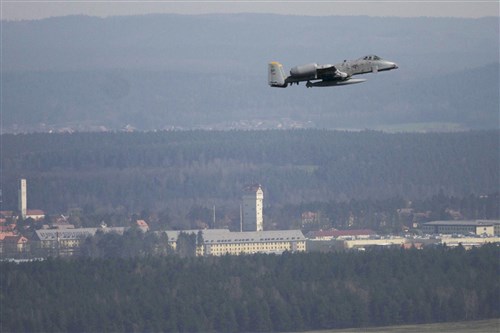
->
{"left": 422, "top": 220, "right": 500, "bottom": 236}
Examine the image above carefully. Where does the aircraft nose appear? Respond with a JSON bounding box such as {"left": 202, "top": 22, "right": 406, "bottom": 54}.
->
{"left": 392, "top": 63, "right": 399, "bottom": 69}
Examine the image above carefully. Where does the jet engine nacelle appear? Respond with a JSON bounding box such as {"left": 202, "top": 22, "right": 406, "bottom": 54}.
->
{"left": 306, "top": 78, "right": 367, "bottom": 88}
{"left": 290, "top": 63, "right": 318, "bottom": 77}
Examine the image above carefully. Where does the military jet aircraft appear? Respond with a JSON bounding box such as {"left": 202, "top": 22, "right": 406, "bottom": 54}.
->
{"left": 268, "top": 55, "right": 398, "bottom": 88}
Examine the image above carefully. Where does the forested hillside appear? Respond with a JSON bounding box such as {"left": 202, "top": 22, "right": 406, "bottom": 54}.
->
{"left": 2, "top": 246, "right": 499, "bottom": 332}
{"left": 1, "top": 130, "right": 498, "bottom": 229}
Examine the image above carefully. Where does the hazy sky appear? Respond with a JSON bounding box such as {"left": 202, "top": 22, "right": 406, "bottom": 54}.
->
{"left": 1, "top": 0, "right": 499, "bottom": 21}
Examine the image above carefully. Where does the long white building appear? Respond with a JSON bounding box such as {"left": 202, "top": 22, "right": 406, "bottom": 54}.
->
{"left": 164, "top": 229, "right": 306, "bottom": 256}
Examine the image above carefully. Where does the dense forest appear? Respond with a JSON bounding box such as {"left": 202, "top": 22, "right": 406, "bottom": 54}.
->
{"left": 2, "top": 130, "right": 498, "bottom": 230}
{"left": 1, "top": 245, "right": 499, "bottom": 332}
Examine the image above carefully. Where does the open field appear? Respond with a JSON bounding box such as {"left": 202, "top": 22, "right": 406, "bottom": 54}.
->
{"left": 298, "top": 319, "right": 500, "bottom": 333}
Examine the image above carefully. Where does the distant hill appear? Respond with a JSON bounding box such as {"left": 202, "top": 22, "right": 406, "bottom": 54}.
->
{"left": 1, "top": 14, "right": 498, "bottom": 132}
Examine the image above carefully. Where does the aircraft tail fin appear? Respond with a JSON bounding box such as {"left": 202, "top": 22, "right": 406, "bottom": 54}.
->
{"left": 268, "top": 62, "right": 288, "bottom": 88}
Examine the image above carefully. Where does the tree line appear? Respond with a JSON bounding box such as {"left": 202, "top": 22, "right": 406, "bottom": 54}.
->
{"left": 1, "top": 130, "right": 498, "bottom": 230}
{"left": 1, "top": 245, "right": 499, "bottom": 332}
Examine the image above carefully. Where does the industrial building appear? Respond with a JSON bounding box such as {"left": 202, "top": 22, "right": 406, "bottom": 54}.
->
{"left": 307, "top": 236, "right": 406, "bottom": 252}
{"left": 307, "top": 229, "right": 376, "bottom": 240}
{"left": 430, "top": 235, "right": 500, "bottom": 249}
{"left": 421, "top": 220, "right": 500, "bottom": 236}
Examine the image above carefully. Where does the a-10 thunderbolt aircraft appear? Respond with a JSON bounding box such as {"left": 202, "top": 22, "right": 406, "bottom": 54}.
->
{"left": 268, "top": 55, "right": 398, "bottom": 88}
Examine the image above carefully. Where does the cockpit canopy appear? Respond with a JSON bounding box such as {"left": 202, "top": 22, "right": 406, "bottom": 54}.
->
{"left": 362, "top": 55, "right": 382, "bottom": 61}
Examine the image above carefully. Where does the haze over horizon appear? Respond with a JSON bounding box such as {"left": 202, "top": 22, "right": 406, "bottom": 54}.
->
{"left": 1, "top": 13, "right": 498, "bottom": 133}
{"left": 1, "top": 0, "right": 499, "bottom": 21}
{"left": 1, "top": 0, "right": 499, "bottom": 133}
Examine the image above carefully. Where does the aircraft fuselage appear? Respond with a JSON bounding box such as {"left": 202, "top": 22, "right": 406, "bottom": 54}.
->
{"left": 268, "top": 55, "right": 398, "bottom": 88}
{"left": 335, "top": 55, "right": 398, "bottom": 76}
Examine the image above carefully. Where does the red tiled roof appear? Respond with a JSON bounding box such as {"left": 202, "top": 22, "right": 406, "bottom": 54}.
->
{"left": 0, "top": 232, "right": 15, "bottom": 240}
{"left": 0, "top": 225, "right": 14, "bottom": 232}
{"left": 136, "top": 220, "right": 149, "bottom": 227}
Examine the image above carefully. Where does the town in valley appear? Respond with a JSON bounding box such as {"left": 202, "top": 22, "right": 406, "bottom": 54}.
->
{"left": 2, "top": 179, "right": 498, "bottom": 259}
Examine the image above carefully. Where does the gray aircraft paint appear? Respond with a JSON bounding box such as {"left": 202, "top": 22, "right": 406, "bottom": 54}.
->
{"left": 268, "top": 55, "right": 398, "bottom": 88}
